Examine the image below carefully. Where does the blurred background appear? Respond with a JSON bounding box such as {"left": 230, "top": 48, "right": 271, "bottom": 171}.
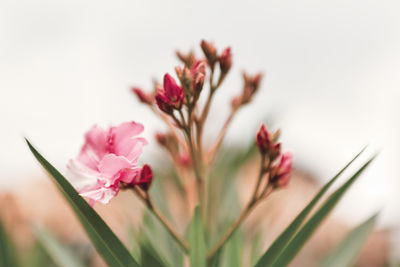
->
{"left": 0, "top": 0, "right": 399, "bottom": 265}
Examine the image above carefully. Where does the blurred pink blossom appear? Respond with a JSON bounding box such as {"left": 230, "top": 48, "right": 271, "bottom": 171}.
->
{"left": 271, "top": 152, "right": 293, "bottom": 187}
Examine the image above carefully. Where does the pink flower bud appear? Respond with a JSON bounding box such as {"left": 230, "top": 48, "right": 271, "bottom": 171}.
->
{"left": 256, "top": 124, "right": 272, "bottom": 154}
{"left": 163, "top": 73, "right": 185, "bottom": 109}
{"left": 176, "top": 50, "right": 196, "bottom": 67}
{"left": 241, "top": 72, "right": 263, "bottom": 105}
{"left": 178, "top": 153, "right": 192, "bottom": 168}
{"left": 137, "top": 164, "right": 153, "bottom": 191}
{"left": 200, "top": 40, "right": 217, "bottom": 66}
{"left": 231, "top": 96, "right": 242, "bottom": 110}
{"left": 132, "top": 87, "right": 153, "bottom": 105}
{"left": 219, "top": 47, "right": 232, "bottom": 74}
{"left": 155, "top": 132, "right": 178, "bottom": 155}
{"left": 270, "top": 152, "right": 293, "bottom": 187}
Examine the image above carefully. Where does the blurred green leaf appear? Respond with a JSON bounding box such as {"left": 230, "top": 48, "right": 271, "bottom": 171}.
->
{"left": 250, "top": 233, "right": 262, "bottom": 267}
{"left": 128, "top": 226, "right": 141, "bottom": 264}
{"left": 0, "top": 220, "right": 19, "bottom": 267}
{"left": 33, "top": 225, "right": 85, "bottom": 267}
{"left": 255, "top": 148, "right": 366, "bottom": 267}
{"left": 25, "top": 139, "right": 139, "bottom": 267}
{"left": 189, "top": 207, "right": 207, "bottom": 267}
{"left": 207, "top": 143, "right": 257, "bottom": 245}
{"left": 319, "top": 213, "right": 378, "bottom": 267}
{"left": 221, "top": 229, "right": 243, "bottom": 267}
{"left": 140, "top": 245, "right": 165, "bottom": 267}
{"left": 139, "top": 211, "right": 183, "bottom": 267}
{"left": 268, "top": 156, "right": 375, "bottom": 267}
{"left": 26, "top": 241, "right": 52, "bottom": 267}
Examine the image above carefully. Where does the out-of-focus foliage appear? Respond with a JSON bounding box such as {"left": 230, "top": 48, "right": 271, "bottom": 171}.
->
{"left": 25, "top": 138, "right": 380, "bottom": 267}
{"left": 319, "top": 213, "right": 378, "bottom": 267}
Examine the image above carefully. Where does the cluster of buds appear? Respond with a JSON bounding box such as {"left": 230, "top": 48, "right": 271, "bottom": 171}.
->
{"left": 131, "top": 40, "right": 233, "bottom": 123}
{"left": 257, "top": 124, "right": 292, "bottom": 188}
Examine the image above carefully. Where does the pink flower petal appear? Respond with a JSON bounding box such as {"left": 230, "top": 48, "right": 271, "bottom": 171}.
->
{"left": 79, "top": 185, "right": 118, "bottom": 205}
{"left": 67, "top": 159, "right": 102, "bottom": 190}
{"left": 117, "top": 167, "right": 142, "bottom": 184}
{"left": 98, "top": 154, "right": 132, "bottom": 180}
{"left": 84, "top": 125, "right": 109, "bottom": 158}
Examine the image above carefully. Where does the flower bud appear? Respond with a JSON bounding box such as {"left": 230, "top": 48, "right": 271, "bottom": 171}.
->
{"left": 163, "top": 73, "right": 185, "bottom": 109}
{"left": 256, "top": 124, "right": 272, "bottom": 154}
{"left": 270, "top": 152, "right": 292, "bottom": 187}
{"left": 155, "top": 89, "right": 173, "bottom": 114}
{"left": 178, "top": 153, "right": 192, "bottom": 168}
{"left": 231, "top": 96, "right": 242, "bottom": 110}
{"left": 219, "top": 47, "right": 232, "bottom": 75}
{"left": 132, "top": 87, "right": 153, "bottom": 105}
{"left": 176, "top": 50, "right": 196, "bottom": 67}
{"left": 137, "top": 164, "right": 153, "bottom": 191}
{"left": 200, "top": 40, "right": 218, "bottom": 67}
{"left": 155, "top": 132, "right": 178, "bottom": 155}
{"left": 241, "top": 72, "right": 263, "bottom": 105}
{"left": 269, "top": 143, "right": 281, "bottom": 161}
{"left": 194, "top": 73, "right": 205, "bottom": 93}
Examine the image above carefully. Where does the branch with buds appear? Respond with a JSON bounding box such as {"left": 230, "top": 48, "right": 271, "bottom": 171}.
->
{"left": 129, "top": 40, "right": 293, "bottom": 256}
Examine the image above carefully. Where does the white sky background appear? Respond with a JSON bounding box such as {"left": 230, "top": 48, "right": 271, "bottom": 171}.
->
{"left": 0, "top": 0, "right": 399, "bottom": 236}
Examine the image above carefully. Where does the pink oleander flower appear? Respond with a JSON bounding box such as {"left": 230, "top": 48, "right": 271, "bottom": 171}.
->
{"left": 67, "top": 122, "right": 148, "bottom": 205}
{"left": 270, "top": 152, "right": 293, "bottom": 187}
{"left": 155, "top": 74, "right": 184, "bottom": 113}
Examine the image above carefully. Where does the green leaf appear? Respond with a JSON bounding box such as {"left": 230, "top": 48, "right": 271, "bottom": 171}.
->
{"left": 26, "top": 241, "right": 52, "bottom": 267}
{"left": 0, "top": 220, "right": 19, "bottom": 267}
{"left": 250, "top": 233, "right": 262, "bottom": 266}
{"left": 189, "top": 207, "right": 207, "bottom": 267}
{"left": 33, "top": 225, "right": 85, "bottom": 267}
{"left": 221, "top": 229, "right": 243, "bottom": 267}
{"left": 25, "top": 139, "right": 139, "bottom": 267}
{"left": 139, "top": 211, "right": 182, "bottom": 267}
{"left": 319, "top": 213, "right": 378, "bottom": 267}
{"left": 255, "top": 148, "right": 366, "bottom": 267}
{"left": 140, "top": 245, "right": 165, "bottom": 267}
{"left": 269, "top": 156, "right": 375, "bottom": 267}
{"left": 128, "top": 226, "right": 141, "bottom": 264}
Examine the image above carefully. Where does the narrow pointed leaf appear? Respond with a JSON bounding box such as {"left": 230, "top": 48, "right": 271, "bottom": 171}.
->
{"left": 255, "top": 148, "right": 365, "bottom": 267}
{"left": 33, "top": 225, "right": 85, "bottom": 267}
{"left": 189, "top": 207, "right": 207, "bottom": 267}
{"left": 26, "top": 139, "right": 139, "bottom": 267}
{"left": 269, "top": 156, "right": 375, "bottom": 267}
{"left": 319, "top": 213, "right": 378, "bottom": 267}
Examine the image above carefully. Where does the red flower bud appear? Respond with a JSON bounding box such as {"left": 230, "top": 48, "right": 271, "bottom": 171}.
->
{"left": 163, "top": 73, "right": 184, "bottom": 109}
{"left": 132, "top": 87, "right": 153, "bottom": 105}
{"left": 219, "top": 47, "right": 232, "bottom": 74}
{"left": 270, "top": 152, "right": 292, "bottom": 187}
{"left": 256, "top": 124, "right": 272, "bottom": 154}
{"left": 137, "top": 164, "right": 153, "bottom": 191}
{"left": 155, "top": 89, "right": 174, "bottom": 114}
